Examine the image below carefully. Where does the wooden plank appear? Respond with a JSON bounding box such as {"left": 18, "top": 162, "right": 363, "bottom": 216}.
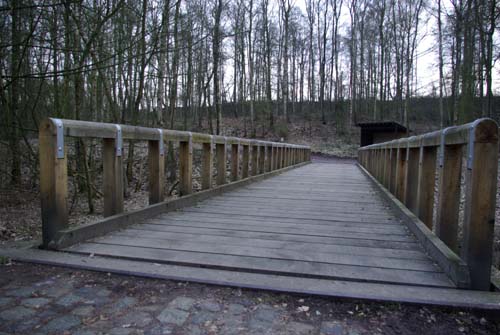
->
{"left": 5, "top": 248, "right": 500, "bottom": 310}
{"left": 435, "top": 145, "right": 462, "bottom": 252}
{"left": 179, "top": 138, "right": 193, "bottom": 195}
{"left": 148, "top": 218, "right": 415, "bottom": 242}
{"left": 39, "top": 121, "right": 68, "bottom": 248}
{"left": 404, "top": 147, "right": 420, "bottom": 212}
{"left": 148, "top": 139, "right": 165, "bottom": 204}
{"left": 163, "top": 211, "right": 401, "bottom": 228}
{"left": 153, "top": 215, "right": 407, "bottom": 235}
{"left": 251, "top": 144, "right": 259, "bottom": 176}
{"left": 394, "top": 146, "right": 407, "bottom": 201}
{"left": 103, "top": 138, "right": 124, "bottom": 217}
{"left": 201, "top": 141, "right": 213, "bottom": 190}
{"left": 416, "top": 146, "right": 437, "bottom": 229}
{"left": 94, "top": 235, "right": 439, "bottom": 272}
{"left": 135, "top": 223, "right": 422, "bottom": 250}
{"left": 258, "top": 145, "right": 265, "bottom": 173}
{"left": 115, "top": 228, "right": 428, "bottom": 260}
{"left": 188, "top": 203, "right": 395, "bottom": 221}
{"left": 67, "top": 243, "right": 454, "bottom": 287}
{"left": 241, "top": 145, "right": 249, "bottom": 178}
{"left": 216, "top": 142, "right": 227, "bottom": 185}
{"left": 183, "top": 207, "right": 398, "bottom": 225}
{"left": 230, "top": 143, "right": 239, "bottom": 182}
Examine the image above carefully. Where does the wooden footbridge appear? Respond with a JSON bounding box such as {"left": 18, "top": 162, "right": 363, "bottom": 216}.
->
{"left": 4, "top": 118, "right": 500, "bottom": 309}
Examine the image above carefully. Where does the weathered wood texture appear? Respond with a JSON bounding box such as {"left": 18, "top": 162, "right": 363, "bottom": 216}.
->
{"left": 359, "top": 118, "right": 499, "bottom": 291}
{"left": 39, "top": 118, "right": 310, "bottom": 249}
{"left": 65, "top": 162, "right": 455, "bottom": 290}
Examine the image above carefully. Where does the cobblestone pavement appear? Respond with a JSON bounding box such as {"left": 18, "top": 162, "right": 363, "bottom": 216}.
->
{"left": 0, "top": 262, "right": 498, "bottom": 335}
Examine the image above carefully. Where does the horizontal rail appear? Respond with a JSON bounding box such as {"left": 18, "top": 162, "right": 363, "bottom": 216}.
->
{"left": 39, "top": 118, "right": 311, "bottom": 249}
{"left": 358, "top": 118, "right": 498, "bottom": 291}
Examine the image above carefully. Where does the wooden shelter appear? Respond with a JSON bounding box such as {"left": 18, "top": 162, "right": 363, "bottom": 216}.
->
{"left": 357, "top": 121, "right": 408, "bottom": 147}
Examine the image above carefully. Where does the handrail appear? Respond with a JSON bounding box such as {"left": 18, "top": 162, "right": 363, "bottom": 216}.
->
{"left": 39, "top": 118, "right": 311, "bottom": 248}
{"left": 358, "top": 118, "right": 498, "bottom": 290}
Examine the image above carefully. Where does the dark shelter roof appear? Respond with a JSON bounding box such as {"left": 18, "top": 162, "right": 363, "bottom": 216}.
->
{"left": 356, "top": 121, "right": 408, "bottom": 133}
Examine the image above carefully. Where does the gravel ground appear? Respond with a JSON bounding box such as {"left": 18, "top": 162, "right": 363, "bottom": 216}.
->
{"left": 0, "top": 262, "right": 498, "bottom": 335}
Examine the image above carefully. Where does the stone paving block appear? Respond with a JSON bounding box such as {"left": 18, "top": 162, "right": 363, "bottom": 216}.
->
{"left": 168, "top": 296, "right": 195, "bottom": 311}
{"left": 197, "top": 300, "right": 221, "bottom": 312}
{"left": 119, "top": 310, "right": 153, "bottom": 328}
{"left": 320, "top": 321, "right": 344, "bottom": 335}
{"left": 41, "top": 315, "right": 81, "bottom": 333}
{"left": 226, "top": 303, "right": 246, "bottom": 316}
{"left": 144, "top": 324, "right": 174, "bottom": 335}
{"left": 286, "top": 321, "right": 317, "bottom": 335}
{"left": 42, "top": 285, "right": 72, "bottom": 298}
{"left": 0, "top": 306, "right": 36, "bottom": 321}
{"left": 106, "top": 296, "right": 138, "bottom": 314}
{"left": 56, "top": 292, "right": 87, "bottom": 307}
{"left": 157, "top": 308, "right": 189, "bottom": 326}
{"left": 190, "top": 309, "right": 216, "bottom": 325}
{"left": 21, "top": 297, "right": 51, "bottom": 308}
{"left": 71, "top": 305, "right": 95, "bottom": 317}
{"left": 73, "top": 330, "right": 98, "bottom": 335}
{"left": 5, "top": 286, "right": 35, "bottom": 298}
{"left": 108, "top": 327, "right": 137, "bottom": 335}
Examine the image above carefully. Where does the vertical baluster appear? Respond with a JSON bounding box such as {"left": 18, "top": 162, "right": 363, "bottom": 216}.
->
{"left": 395, "top": 142, "right": 407, "bottom": 202}
{"left": 416, "top": 143, "right": 437, "bottom": 229}
{"left": 231, "top": 141, "right": 240, "bottom": 182}
{"left": 258, "top": 143, "right": 265, "bottom": 173}
{"left": 404, "top": 143, "right": 420, "bottom": 212}
{"left": 242, "top": 144, "right": 249, "bottom": 178}
{"left": 435, "top": 142, "right": 462, "bottom": 252}
{"left": 148, "top": 130, "right": 165, "bottom": 204}
{"left": 179, "top": 134, "right": 193, "bottom": 195}
{"left": 201, "top": 137, "right": 214, "bottom": 189}
{"left": 216, "top": 139, "right": 227, "bottom": 185}
{"left": 251, "top": 142, "right": 259, "bottom": 176}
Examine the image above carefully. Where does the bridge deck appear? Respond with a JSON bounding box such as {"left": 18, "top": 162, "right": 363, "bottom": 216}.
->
{"left": 64, "top": 161, "right": 455, "bottom": 289}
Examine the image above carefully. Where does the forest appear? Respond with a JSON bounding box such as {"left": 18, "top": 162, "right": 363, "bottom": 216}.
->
{"left": 0, "top": 0, "right": 499, "bottom": 190}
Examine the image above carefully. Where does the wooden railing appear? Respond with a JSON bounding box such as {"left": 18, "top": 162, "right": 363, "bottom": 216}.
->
{"left": 358, "top": 118, "right": 498, "bottom": 290}
{"left": 39, "top": 118, "right": 311, "bottom": 248}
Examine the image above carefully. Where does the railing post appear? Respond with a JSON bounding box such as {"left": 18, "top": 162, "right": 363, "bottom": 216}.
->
{"left": 231, "top": 141, "right": 240, "bottom": 182}
{"left": 389, "top": 146, "right": 397, "bottom": 193}
{"left": 258, "top": 142, "right": 265, "bottom": 173}
{"left": 251, "top": 142, "right": 259, "bottom": 176}
{"left": 216, "top": 139, "right": 227, "bottom": 185}
{"left": 103, "top": 126, "right": 124, "bottom": 217}
{"left": 394, "top": 142, "right": 407, "bottom": 202}
{"left": 148, "top": 130, "right": 165, "bottom": 204}
{"left": 385, "top": 147, "right": 393, "bottom": 190}
{"left": 266, "top": 144, "right": 272, "bottom": 172}
{"left": 462, "top": 119, "right": 498, "bottom": 290}
{"left": 179, "top": 133, "right": 193, "bottom": 195}
{"left": 435, "top": 139, "right": 462, "bottom": 252}
{"left": 416, "top": 143, "right": 437, "bottom": 229}
{"left": 404, "top": 142, "right": 420, "bottom": 212}
{"left": 201, "top": 136, "right": 214, "bottom": 190}
{"left": 242, "top": 144, "right": 249, "bottom": 178}
{"left": 40, "top": 119, "right": 68, "bottom": 248}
